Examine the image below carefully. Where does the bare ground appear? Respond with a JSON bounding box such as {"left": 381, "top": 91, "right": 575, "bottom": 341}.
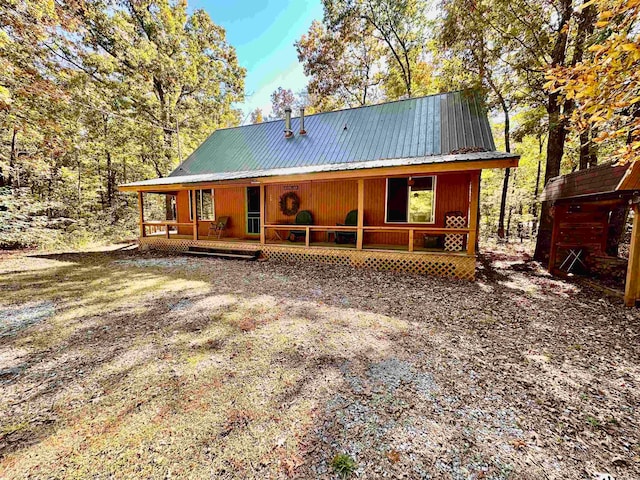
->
{"left": 0, "top": 246, "right": 638, "bottom": 479}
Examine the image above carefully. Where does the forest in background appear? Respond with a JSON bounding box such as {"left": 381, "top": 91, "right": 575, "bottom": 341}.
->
{"left": 1, "top": 0, "right": 638, "bottom": 256}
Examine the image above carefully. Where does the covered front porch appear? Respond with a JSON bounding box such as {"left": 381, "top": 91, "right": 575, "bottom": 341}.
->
{"left": 132, "top": 167, "right": 481, "bottom": 279}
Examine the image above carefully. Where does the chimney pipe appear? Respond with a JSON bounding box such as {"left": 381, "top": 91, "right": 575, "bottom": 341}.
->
{"left": 284, "top": 107, "right": 293, "bottom": 138}
{"left": 299, "top": 107, "right": 306, "bottom": 135}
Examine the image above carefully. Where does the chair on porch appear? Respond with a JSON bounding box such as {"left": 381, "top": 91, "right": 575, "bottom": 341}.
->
{"left": 335, "top": 209, "right": 358, "bottom": 244}
{"left": 208, "top": 216, "right": 229, "bottom": 239}
{"left": 288, "top": 210, "right": 313, "bottom": 242}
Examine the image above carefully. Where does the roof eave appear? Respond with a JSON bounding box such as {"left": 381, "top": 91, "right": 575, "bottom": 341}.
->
{"left": 119, "top": 151, "right": 519, "bottom": 192}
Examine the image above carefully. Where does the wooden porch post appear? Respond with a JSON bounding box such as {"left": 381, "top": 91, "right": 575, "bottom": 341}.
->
{"left": 191, "top": 189, "right": 198, "bottom": 240}
{"left": 357, "top": 178, "right": 364, "bottom": 250}
{"left": 138, "top": 191, "right": 145, "bottom": 238}
{"left": 467, "top": 172, "right": 480, "bottom": 255}
{"left": 259, "top": 184, "right": 265, "bottom": 245}
{"left": 625, "top": 204, "right": 640, "bottom": 306}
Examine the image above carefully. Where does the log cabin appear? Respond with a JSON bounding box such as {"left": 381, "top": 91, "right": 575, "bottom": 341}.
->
{"left": 119, "top": 91, "right": 519, "bottom": 279}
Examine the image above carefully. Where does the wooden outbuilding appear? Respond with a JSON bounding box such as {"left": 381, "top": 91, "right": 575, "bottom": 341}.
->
{"left": 119, "top": 91, "right": 519, "bottom": 280}
{"left": 540, "top": 161, "right": 640, "bottom": 305}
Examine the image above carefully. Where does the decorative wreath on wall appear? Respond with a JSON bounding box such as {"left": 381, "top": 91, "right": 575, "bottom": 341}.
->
{"left": 279, "top": 191, "right": 300, "bottom": 216}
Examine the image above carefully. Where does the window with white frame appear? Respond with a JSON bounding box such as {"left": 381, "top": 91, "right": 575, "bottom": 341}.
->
{"left": 189, "top": 189, "right": 215, "bottom": 221}
{"left": 385, "top": 176, "right": 435, "bottom": 223}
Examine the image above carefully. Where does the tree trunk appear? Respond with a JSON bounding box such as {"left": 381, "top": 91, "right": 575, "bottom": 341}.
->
{"left": 77, "top": 152, "right": 81, "bottom": 205}
{"left": 534, "top": 0, "right": 573, "bottom": 262}
{"left": 607, "top": 205, "right": 629, "bottom": 257}
{"left": 103, "top": 115, "right": 115, "bottom": 207}
{"left": 579, "top": 130, "right": 590, "bottom": 170}
{"left": 589, "top": 128, "right": 598, "bottom": 167}
{"left": 496, "top": 96, "right": 511, "bottom": 239}
{"left": 531, "top": 142, "right": 543, "bottom": 236}
{"left": 497, "top": 168, "right": 510, "bottom": 238}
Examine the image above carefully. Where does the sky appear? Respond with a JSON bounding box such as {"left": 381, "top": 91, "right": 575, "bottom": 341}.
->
{"left": 188, "top": 0, "right": 324, "bottom": 123}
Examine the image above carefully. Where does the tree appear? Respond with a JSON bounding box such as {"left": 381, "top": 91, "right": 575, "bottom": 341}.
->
{"left": 270, "top": 87, "right": 296, "bottom": 119}
{"left": 250, "top": 108, "right": 263, "bottom": 124}
{"left": 296, "top": 18, "right": 384, "bottom": 108}
{"left": 439, "top": 0, "right": 521, "bottom": 238}
{"left": 323, "top": 0, "right": 430, "bottom": 98}
{"left": 547, "top": 0, "right": 639, "bottom": 165}
{"left": 62, "top": 0, "right": 245, "bottom": 174}
{"left": 0, "top": 0, "right": 246, "bottom": 247}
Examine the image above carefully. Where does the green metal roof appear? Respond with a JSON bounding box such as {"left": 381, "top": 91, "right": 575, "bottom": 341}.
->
{"left": 170, "top": 90, "right": 496, "bottom": 177}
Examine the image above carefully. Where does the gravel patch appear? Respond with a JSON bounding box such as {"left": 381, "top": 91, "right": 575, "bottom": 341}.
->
{"left": 2, "top": 247, "right": 640, "bottom": 479}
{"left": 112, "top": 257, "right": 189, "bottom": 268}
{"left": 0, "top": 301, "right": 55, "bottom": 337}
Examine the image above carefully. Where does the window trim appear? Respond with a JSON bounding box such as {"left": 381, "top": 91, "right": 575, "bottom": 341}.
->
{"left": 384, "top": 175, "right": 437, "bottom": 224}
{"left": 189, "top": 189, "right": 215, "bottom": 222}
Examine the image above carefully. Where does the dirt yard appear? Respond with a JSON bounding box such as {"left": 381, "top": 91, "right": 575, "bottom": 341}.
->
{"left": 1, "top": 246, "right": 639, "bottom": 479}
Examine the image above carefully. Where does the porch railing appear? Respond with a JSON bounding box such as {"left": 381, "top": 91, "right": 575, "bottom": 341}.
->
{"left": 142, "top": 221, "right": 191, "bottom": 238}
{"left": 264, "top": 224, "right": 472, "bottom": 253}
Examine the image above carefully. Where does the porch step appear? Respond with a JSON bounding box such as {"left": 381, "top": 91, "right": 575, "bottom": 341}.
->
{"left": 185, "top": 246, "right": 261, "bottom": 261}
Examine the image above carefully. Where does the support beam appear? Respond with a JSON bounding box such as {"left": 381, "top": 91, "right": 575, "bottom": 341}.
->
{"left": 625, "top": 205, "right": 640, "bottom": 306}
{"left": 138, "top": 191, "right": 145, "bottom": 238}
{"left": 191, "top": 189, "right": 198, "bottom": 240}
{"left": 467, "top": 172, "right": 480, "bottom": 255}
{"left": 408, "top": 229, "right": 414, "bottom": 252}
{"left": 357, "top": 178, "right": 364, "bottom": 250}
{"left": 259, "top": 184, "right": 265, "bottom": 245}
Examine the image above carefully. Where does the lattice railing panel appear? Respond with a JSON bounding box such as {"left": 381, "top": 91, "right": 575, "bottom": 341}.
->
{"left": 444, "top": 215, "right": 467, "bottom": 252}
{"left": 139, "top": 238, "right": 476, "bottom": 280}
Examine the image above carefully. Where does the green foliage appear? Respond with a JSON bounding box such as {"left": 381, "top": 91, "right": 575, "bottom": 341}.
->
{"left": 586, "top": 416, "right": 601, "bottom": 428}
{"left": 0, "top": 0, "right": 245, "bottom": 250}
{"left": 0, "top": 187, "right": 135, "bottom": 250}
{"left": 331, "top": 453, "right": 357, "bottom": 478}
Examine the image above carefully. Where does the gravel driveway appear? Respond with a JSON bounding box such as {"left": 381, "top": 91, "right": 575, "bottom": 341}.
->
{"left": 0, "top": 247, "right": 638, "bottom": 479}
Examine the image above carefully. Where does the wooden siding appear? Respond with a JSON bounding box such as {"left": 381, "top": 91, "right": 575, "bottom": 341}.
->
{"left": 210, "top": 187, "right": 248, "bottom": 238}
{"left": 173, "top": 172, "right": 471, "bottom": 245}
{"left": 266, "top": 180, "right": 358, "bottom": 242}
{"left": 176, "top": 187, "right": 248, "bottom": 238}
{"left": 364, "top": 173, "right": 471, "bottom": 246}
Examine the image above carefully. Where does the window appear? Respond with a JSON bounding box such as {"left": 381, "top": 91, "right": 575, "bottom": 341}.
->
{"left": 385, "top": 176, "right": 435, "bottom": 223}
{"left": 189, "top": 189, "right": 215, "bottom": 221}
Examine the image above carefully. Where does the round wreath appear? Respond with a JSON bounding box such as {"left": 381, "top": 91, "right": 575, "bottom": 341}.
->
{"left": 279, "top": 191, "right": 300, "bottom": 216}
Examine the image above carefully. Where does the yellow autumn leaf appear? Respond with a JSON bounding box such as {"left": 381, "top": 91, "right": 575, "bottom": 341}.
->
{"left": 622, "top": 43, "right": 639, "bottom": 52}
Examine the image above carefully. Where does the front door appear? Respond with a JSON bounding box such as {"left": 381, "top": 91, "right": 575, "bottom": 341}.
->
{"left": 246, "top": 186, "right": 260, "bottom": 235}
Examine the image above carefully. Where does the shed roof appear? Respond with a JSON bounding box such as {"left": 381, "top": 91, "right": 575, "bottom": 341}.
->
{"left": 540, "top": 162, "right": 640, "bottom": 202}
{"left": 169, "top": 90, "right": 496, "bottom": 177}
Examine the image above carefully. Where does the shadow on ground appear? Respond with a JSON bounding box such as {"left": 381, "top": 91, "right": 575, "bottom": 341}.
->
{"left": 0, "top": 248, "right": 639, "bottom": 479}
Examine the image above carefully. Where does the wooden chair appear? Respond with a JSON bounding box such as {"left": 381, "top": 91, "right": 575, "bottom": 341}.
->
{"left": 335, "top": 210, "right": 358, "bottom": 244}
{"left": 208, "top": 216, "right": 229, "bottom": 239}
{"left": 288, "top": 210, "right": 313, "bottom": 242}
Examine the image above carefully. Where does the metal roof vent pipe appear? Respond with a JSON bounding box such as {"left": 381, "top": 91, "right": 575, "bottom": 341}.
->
{"left": 284, "top": 107, "right": 293, "bottom": 138}
{"left": 299, "top": 107, "right": 306, "bottom": 135}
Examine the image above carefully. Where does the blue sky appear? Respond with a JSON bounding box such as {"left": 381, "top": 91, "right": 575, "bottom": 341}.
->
{"left": 189, "top": 0, "right": 324, "bottom": 123}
